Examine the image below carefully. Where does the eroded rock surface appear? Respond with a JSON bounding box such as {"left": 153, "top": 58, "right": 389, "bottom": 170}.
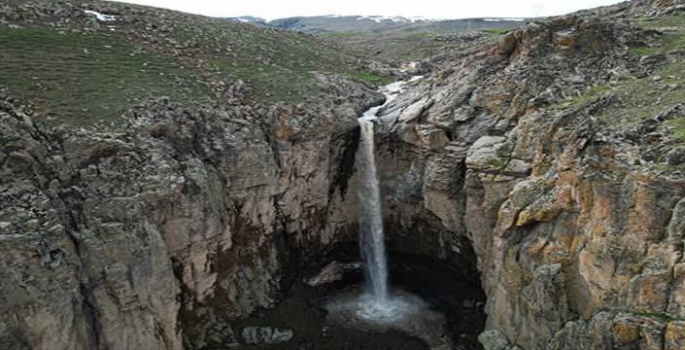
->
{"left": 0, "top": 69, "right": 380, "bottom": 350}
{"left": 375, "top": 2, "right": 685, "bottom": 349}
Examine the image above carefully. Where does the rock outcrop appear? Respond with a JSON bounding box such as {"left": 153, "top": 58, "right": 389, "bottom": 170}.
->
{"left": 375, "top": 5, "right": 685, "bottom": 350}
{"left": 0, "top": 70, "right": 381, "bottom": 350}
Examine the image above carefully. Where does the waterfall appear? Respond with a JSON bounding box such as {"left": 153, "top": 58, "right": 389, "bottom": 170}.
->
{"left": 326, "top": 76, "right": 423, "bottom": 320}
{"left": 357, "top": 118, "right": 388, "bottom": 304}
{"left": 354, "top": 77, "right": 422, "bottom": 307}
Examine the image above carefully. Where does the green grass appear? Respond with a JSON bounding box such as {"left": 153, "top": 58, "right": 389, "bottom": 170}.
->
{"left": 630, "top": 45, "right": 658, "bottom": 55}
{"left": 0, "top": 26, "right": 211, "bottom": 127}
{"left": 631, "top": 32, "right": 685, "bottom": 55}
{"left": 173, "top": 21, "right": 388, "bottom": 102}
{"left": 320, "top": 32, "right": 363, "bottom": 38}
{"left": 570, "top": 85, "right": 610, "bottom": 106}
{"left": 666, "top": 118, "right": 685, "bottom": 142}
{"left": 346, "top": 71, "right": 393, "bottom": 85}
{"left": 321, "top": 31, "right": 463, "bottom": 64}
{"left": 551, "top": 85, "right": 611, "bottom": 110}
{"left": 595, "top": 60, "right": 685, "bottom": 127}
{"left": 639, "top": 14, "right": 685, "bottom": 29}
{"left": 0, "top": 3, "right": 392, "bottom": 125}
{"left": 633, "top": 12, "right": 685, "bottom": 55}
{"left": 482, "top": 28, "right": 510, "bottom": 36}
{"left": 630, "top": 312, "right": 677, "bottom": 323}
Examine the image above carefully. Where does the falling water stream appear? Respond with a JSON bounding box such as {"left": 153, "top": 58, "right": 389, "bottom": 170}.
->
{"left": 331, "top": 77, "right": 429, "bottom": 320}
{"left": 357, "top": 113, "right": 389, "bottom": 304}
{"left": 324, "top": 76, "right": 454, "bottom": 348}
{"left": 356, "top": 79, "right": 413, "bottom": 306}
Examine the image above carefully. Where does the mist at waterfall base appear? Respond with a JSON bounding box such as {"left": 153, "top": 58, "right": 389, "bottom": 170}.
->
{"left": 324, "top": 77, "right": 447, "bottom": 342}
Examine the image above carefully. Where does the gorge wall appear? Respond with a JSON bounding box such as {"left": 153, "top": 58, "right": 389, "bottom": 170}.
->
{"left": 374, "top": 1, "right": 685, "bottom": 349}
{"left": 0, "top": 74, "right": 383, "bottom": 350}
{"left": 3, "top": 0, "right": 685, "bottom": 349}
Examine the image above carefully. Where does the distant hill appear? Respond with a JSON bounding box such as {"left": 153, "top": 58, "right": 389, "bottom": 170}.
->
{"left": 231, "top": 16, "right": 268, "bottom": 25}
{"left": 228, "top": 15, "right": 528, "bottom": 35}
{"left": 225, "top": 15, "right": 531, "bottom": 64}
{"left": 267, "top": 15, "right": 528, "bottom": 34}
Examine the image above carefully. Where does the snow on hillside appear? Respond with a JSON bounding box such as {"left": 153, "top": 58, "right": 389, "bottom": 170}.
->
{"left": 356, "top": 15, "right": 441, "bottom": 23}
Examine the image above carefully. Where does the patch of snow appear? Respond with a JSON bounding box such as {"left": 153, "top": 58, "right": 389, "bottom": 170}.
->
{"left": 356, "top": 15, "right": 443, "bottom": 23}
{"left": 84, "top": 10, "right": 117, "bottom": 22}
{"left": 408, "top": 16, "right": 440, "bottom": 23}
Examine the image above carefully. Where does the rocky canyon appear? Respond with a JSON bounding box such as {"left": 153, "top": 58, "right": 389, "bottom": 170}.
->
{"left": 2, "top": 0, "right": 685, "bottom": 349}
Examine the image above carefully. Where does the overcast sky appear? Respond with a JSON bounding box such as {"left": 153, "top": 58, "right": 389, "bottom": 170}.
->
{"left": 110, "top": 0, "right": 626, "bottom": 20}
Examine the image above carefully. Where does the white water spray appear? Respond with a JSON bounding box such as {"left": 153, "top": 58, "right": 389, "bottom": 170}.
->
{"left": 353, "top": 77, "right": 421, "bottom": 313}
{"left": 357, "top": 118, "right": 389, "bottom": 304}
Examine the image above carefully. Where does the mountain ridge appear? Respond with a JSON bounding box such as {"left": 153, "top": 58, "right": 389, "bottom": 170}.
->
{"left": 228, "top": 14, "right": 529, "bottom": 34}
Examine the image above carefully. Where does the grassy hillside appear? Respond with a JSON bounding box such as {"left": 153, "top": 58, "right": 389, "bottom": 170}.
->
{"left": 324, "top": 31, "right": 493, "bottom": 63}
{"left": 0, "top": 27, "right": 212, "bottom": 127}
{"left": 0, "top": 0, "right": 387, "bottom": 127}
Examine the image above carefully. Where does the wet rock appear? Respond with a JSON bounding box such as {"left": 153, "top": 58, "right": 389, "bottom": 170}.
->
{"left": 241, "top": 327, "right": 294, "bottom": 344}
{"left": 305, "top": 261, "right": 362, "bottom": 286}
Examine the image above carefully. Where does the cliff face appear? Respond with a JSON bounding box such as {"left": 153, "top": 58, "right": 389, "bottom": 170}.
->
{"left": 375, "top": 2, "right": 685, "bottom": 349}
{"left": 0, "top": 72, "right": 382, "bottom": 350}
{"left": 4, "top": 0, "right": 685, "bottom": 350}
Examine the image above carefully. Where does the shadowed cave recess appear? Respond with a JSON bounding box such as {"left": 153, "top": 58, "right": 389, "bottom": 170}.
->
{"left": 228, "top": 239, "right": 487, "bottom": 350}
{"left": 204, "top": 104, "right": 488, "bottom": 350}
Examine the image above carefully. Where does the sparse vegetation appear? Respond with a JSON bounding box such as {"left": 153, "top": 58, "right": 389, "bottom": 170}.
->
{"left": 630, "top": 312, "right": 678, "bottom": 323}
{"left": 639, "top": 14, "right": 685, "bottom": 29}
{"left": 0, "top": 26, "right": 211, "bottom": 127}
{"left": 321, "top": 31, "right": 474, "bottom": 64}
{"left": 666, "top": 118, "right": 685, "bottom": 142}
{"left": 482, "top": 28, "right": 510, "bottom": 36}
{"left": 570, "top": 85, "right": 611, "bottom": 106}
{"left": 346, "top": 71, "right": 393, "bottom": 85}
{"left": 634, "top": 12, "right": 685, "bottom": 55}
{"left": 631, "top": 31, "right": 685, "bottom": 55}
{"left": 595, "top": 60, "right": 685, "bottom": 128}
